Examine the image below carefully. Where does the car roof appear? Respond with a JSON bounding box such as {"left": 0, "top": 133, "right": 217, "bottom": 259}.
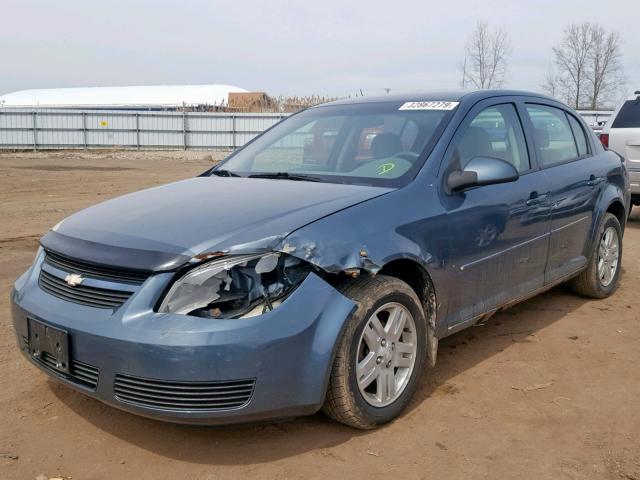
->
{"left": 319, "top": 89, "right": 556, "bottom": 107}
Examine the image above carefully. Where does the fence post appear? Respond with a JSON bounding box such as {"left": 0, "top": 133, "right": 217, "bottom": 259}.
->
{"left": 182, "top": 112, "right": 187, "bottom": 150}
{"left": 32, "top": 112, "right": 37, "bottom": 151}
{"left": 82, "top": 112, "right": 88, "bottom": 150}
{"left": 232, "top": 115, "right": 237, "bottom": 150}
{"left": 135, "top": 113, "right": 140, "bottom": 150}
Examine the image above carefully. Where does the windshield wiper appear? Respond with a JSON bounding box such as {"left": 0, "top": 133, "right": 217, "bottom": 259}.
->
{"left": 210, "top": 169, "right": 241, "bottom": 177}
{"left": 248, "top": 172, "right": 321, "bottom": 182}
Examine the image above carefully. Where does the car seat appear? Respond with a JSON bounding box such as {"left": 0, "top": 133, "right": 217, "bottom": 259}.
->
{"left": 371, "top": 133, "right": 403, "bottom": 159}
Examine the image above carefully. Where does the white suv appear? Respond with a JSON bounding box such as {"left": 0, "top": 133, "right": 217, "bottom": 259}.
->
{"left": 601, "top": 92, "right": 640, "bottom": 209}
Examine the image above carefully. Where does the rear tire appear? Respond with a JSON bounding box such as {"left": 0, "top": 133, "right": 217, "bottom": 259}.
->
{"left": 322, "top": 275, "right": 426, "bottom": 429}
{"left": 569, "top": 213, "right": 622, "bottom": 298}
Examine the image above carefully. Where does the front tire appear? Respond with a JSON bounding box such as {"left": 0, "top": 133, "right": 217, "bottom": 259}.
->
{"left": 322, "top": 275, "right": 426, "bottom": 429}
{"left": 569, "top": 212, "right": 622, "bottom": 298}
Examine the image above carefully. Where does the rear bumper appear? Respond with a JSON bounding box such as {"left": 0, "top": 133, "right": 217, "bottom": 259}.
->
{"left": 11, "top": 267, "right": 355, "bottom": 425}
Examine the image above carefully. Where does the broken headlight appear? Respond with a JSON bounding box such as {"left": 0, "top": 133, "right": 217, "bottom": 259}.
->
{"left": 157, "top": 253, "right": 312, "bottom": 318}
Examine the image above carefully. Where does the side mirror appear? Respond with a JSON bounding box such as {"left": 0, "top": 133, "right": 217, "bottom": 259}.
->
{"left": 447, "top": 156, "right": 519, "bottom": 192}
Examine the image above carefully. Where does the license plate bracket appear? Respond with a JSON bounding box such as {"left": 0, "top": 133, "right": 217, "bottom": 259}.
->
{"left": 28, "top": 318, "right": 70, "bottom": 373}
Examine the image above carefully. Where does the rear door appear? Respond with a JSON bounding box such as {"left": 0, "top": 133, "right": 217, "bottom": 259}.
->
{"left": 442, "top": 98, "right": 552, "bottom": 328}
{"left": 523, "top": 103, "right": 604, "bottom": 283}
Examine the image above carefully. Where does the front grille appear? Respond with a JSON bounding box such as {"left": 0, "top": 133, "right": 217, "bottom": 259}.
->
{"left": 37, "top": 352, "right": 99, "bottom": 390}
{"left": 44, "top": 250, "right": 150, "bottom": 285}
{"left": 39, "top": 269, "right": 133, "bottom": 309}
{"left": 114, "top": 374, "right": 255, "bottom": 411}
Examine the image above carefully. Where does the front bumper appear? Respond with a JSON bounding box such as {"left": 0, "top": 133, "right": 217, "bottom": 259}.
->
{"left": 11, "top": 256, "right": 355, "bottom": 425}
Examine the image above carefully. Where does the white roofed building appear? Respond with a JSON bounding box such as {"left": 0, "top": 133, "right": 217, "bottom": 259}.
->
{"left": 0, "top": 84, "right": 248, "bottom": 110}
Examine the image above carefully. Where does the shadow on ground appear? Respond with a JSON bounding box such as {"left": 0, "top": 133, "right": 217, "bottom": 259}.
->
{"left": 626, "top": 207, "right": 640, "bottom": 228}
{"left": 52, "top": 282, "right": 593, "bottom": 466}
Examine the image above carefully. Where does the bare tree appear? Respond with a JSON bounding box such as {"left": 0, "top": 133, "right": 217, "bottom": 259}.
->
{"left": 541, "top": 66, "right": 576, "bottom": 106}
{"left": 462, "top": 22, "right": 511, "bottom": 89}
{"left": 552, "top": 22, "right": 594, "bottom": 108}
{"left": 541, "top": 67, "right": 561, "bottom": 99}
{"left": 586, "top": 26, "right": 624, "bottom": 109}
{"left": 550, "top": 22, "right": 624, "bottom": 109}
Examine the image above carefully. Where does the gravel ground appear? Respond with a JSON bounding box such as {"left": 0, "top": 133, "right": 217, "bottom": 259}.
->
{"left": 0, "top": 151, "right": 639, "bottom": 480}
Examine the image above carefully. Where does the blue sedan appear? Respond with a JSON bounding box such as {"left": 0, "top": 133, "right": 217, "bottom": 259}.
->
{"left": 11, "top": 90, "right": 630, "bottom": 428}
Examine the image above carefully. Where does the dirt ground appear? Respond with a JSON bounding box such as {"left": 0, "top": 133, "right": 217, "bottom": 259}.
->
{"left": 0, "top": 151, "right": 639, "bottom": 480}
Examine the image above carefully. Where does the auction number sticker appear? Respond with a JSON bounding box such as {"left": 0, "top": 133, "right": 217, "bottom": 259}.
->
{"left": 399, "top": 101, "right": 459, "bottom": 111}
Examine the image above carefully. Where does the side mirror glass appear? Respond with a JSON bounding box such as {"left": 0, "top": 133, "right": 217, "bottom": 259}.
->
{"left": 447, "top": 156, "right": 519, "bottom": 192}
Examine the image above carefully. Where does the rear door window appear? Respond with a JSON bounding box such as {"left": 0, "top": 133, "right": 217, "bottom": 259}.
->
{"left": 525, "top": 105, "right": 579, "bottom": 167}
{"left": 611, "top": 100, "right": 640, "bottom": 128}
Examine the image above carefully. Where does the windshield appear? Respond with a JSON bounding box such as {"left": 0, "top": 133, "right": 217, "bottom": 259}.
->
{"left": 211, "top": 101, "right": 454, "bottom": 186}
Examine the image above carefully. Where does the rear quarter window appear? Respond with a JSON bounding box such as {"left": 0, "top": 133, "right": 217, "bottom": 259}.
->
{"left": 611, "top": 100, "right": 640, "bottom": 128}
{"left": 567, "top": 114, "right": 589, "bottom": 157}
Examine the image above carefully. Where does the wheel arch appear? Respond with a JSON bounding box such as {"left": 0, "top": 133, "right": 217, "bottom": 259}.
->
{"left": 377, "top": 258, "right": 439, "bottom": 367}
{"left": 587, "top": 187, "right": 628, "bottom": 258}
{"left": 320, "top": 256, "right": 441, "bottom": 406}
{"left": 606, "top": 198, "right": 627, "bottom": 232}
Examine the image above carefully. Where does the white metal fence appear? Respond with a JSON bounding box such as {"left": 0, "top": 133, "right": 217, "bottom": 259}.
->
{"left": 575, "top": 110, "right": 613, "bottom": 127}
{"left": 0, "top": 109, "right": 289, "bottom": 151}
{"left": 0, "top": 108, "right": 613, "bottom": 151}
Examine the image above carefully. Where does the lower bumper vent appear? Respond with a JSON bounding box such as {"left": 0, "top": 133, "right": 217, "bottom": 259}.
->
{"left": 37, "top": 351, "right": 99, "bottom": 390}
{"left": 114, "top": 374, "right": 255, "bottom": 411}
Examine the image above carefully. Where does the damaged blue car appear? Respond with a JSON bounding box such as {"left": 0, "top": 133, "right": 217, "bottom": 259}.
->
{"left": 11, "top": 90, "right": 630, "bottom": 428}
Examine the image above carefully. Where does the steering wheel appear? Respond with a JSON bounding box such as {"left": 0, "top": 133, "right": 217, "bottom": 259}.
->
{"left": 395, "top": 151, "right": 420, "bottom": 162}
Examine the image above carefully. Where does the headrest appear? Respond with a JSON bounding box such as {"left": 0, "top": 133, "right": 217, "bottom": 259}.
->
{"left": 458, "top": 126, "right": 493, "bottom": 159}
{"left": 534, "top": 128, "right": 550, "bottom": 148}
{"left": 371, "top": 133, "right": 402, "bottom": 159}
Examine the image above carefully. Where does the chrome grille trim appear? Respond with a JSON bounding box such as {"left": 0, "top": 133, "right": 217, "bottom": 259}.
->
{"left": 44, "top": 250, "right": 150, "bottom": 285}
{"left": 36, "top": 352, "right": 99, "bottom": 390}
{"left": 114, "top": 374, "right": 255, "bottom": 411}
{"left": 39, "top": 269, "right": 132, "bottom": 309}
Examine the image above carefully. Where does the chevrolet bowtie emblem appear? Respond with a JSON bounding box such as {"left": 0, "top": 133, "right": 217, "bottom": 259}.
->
{"left": 64, "top": 273, "right": 85, "bottom": 287}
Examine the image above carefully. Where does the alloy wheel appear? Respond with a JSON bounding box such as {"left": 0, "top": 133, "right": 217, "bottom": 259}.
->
{"left": 597, "top": 226, "right": 620, "bottom": 287}
{"left": 355, "top": 302, "right": 417, "bottom": 407}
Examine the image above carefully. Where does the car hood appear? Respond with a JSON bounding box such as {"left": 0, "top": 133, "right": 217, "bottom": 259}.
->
{"left": 42, "top": 176, "right": 392, "bottom": 271}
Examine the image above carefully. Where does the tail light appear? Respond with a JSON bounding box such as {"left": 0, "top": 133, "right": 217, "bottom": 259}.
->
{"left": 600, "top": 133, "right": 609, "bottom": 148}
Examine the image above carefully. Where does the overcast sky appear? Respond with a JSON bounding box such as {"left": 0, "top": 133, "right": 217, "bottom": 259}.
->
{"left": 0, "top": 0, "right": 637, "bottom": 98}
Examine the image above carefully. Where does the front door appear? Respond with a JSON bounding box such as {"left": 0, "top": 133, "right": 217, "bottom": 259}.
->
{"left": 442, "top": 100, "right": 552, "bottom": 330}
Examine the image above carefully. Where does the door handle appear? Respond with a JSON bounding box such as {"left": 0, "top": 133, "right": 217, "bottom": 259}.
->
{"left": 587, "top": 175, "right": 603, "bottom": 186}
{"left": 526, "top": 191, "right": 548, "bottom": 206}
